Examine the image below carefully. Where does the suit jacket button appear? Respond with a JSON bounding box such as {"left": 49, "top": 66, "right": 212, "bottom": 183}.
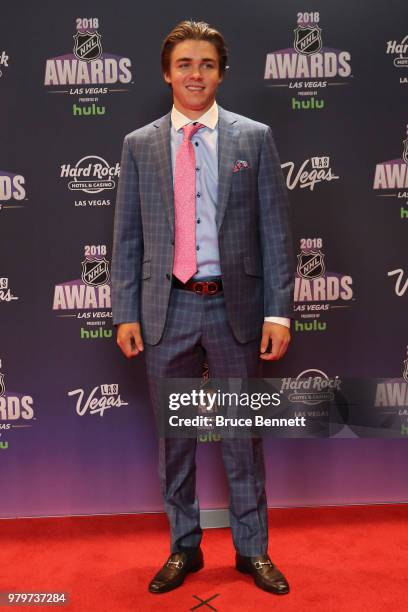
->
{"left": 171, "top": 239, "right": 174, "bottom": 245}
{"left": 166, "top": 273, "right": 171, "bottom": 280}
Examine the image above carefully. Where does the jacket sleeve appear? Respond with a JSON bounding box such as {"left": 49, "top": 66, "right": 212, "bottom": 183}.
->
{"left": 257, "top": 126, "right": 295, "bottom": 318}
{"left": 111, "top": 135, "right": 143, "bottom": 325}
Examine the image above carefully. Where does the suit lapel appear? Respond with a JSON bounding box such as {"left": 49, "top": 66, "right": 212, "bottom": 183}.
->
{"left": 216, "top": 106, "right": 239, "bottom": 231}
{"left": 151, "top": 107, "right": 239, "bottom": 236}
{"left": 152, "top": 113, "right": 174, "bottom": 237}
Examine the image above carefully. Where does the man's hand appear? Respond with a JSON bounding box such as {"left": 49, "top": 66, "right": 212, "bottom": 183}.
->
{"left": 116, "top": 322, "right": 144, "bottom": 358}
{"left": 260, "top": 322, "right": 290, "bottom": 361}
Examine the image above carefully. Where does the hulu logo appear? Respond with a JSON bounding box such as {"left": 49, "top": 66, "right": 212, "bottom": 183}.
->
{"left": 295, "top": 320, "right": 327, "bottom": 332}
{"left": 73, "top": 103, "right": 106, "bottom": 117}
{"left": 80, "top": 327, "right": 113, "bottom": 339}
{"left": 401, "top": 423, "right": 408, "bottom": 436}
{"left": 401, "top": 206, "right": 408, "bottom": 219}
{"left": 291, "top": 97, "right": 325, "bottom": 110}
{"left": 0, "top": 441, "right": 8, "bottom": 450}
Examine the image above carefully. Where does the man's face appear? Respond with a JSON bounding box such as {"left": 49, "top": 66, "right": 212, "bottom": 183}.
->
{"left": 164, "top": 39, "right": 223, "bottom": 117}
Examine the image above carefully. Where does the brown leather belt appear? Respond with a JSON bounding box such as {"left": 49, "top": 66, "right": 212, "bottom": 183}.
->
{"left": 172, "top": 276, "right": 223, "bottom": 295}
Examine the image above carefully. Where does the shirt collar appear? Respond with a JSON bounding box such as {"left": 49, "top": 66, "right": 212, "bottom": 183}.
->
{"left": 171, "top": 101, "right": 218, "bottom": 131}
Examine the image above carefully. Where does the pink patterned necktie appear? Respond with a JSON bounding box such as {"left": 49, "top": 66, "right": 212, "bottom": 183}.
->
{"left": 173, "top": 122, "right": 204, "bottom": 283}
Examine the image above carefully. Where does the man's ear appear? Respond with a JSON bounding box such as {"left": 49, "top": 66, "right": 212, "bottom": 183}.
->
{"left": 163, "top": 72, "right": 171, "bottom": 85}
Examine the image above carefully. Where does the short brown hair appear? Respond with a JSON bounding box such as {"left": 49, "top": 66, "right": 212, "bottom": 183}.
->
{"left": 161, "top": 20, "right": 228, "bottom": 76}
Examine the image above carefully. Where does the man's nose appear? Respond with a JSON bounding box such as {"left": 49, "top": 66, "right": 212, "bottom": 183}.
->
{"left": 190, "top": 66, "right": 203, "bottom": 78}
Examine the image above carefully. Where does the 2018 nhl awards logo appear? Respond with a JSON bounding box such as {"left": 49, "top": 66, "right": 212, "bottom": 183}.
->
{"left": 44, "top": 18, "right": 133, "bottom": 117}
{"left": 81, "top": 257, "right": 110, "bottom": 286}
{"left": 373, "top": 126, "right": 408, "bottom": 218}
{"left": 53, "top": 246, "right": 113, "bottom": 340}
{"left": 73, "top": 31, "right": 102, "bottom": 62}
{"left": 294, "top": 26, "right": 322, "bottom": 55}
{"left": 0, "top": 359, "right": 36, "bottom": 451}
{"left": 359, "top": 349, "right": 408, "bottom": 438}
{"left": 297, "top": 250, "right": 325, "bottom": 279}
{"left": 264, "top": 12, "right": 352, "bottom": 110}
{"left": 294, "top": 238, "right": 354, "bottom": 333}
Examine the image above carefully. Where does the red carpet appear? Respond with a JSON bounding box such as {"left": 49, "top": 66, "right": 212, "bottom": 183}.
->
{"left": 1, "top": 505, "right": 407, "bottom": 611}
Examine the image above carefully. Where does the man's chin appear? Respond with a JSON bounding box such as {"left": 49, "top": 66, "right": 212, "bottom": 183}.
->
{"left": 184, "top": 99, "right": 214, "bottom": 112}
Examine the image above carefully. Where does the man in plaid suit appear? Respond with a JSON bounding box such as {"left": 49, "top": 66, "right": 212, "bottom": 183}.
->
{"left": 112, "top": 20, "right": 294, "bottom": 595}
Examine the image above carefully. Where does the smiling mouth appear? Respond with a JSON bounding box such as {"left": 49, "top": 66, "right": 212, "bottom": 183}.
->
{"left": 186, "top": 85, "right": 205, "bottom": 91}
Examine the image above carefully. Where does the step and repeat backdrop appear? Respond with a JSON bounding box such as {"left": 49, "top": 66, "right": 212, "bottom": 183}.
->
{"left": 1, "top": 0, "right": 407, "bottom": 517}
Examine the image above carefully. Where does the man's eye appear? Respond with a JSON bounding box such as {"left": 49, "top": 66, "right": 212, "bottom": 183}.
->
{"left": 203, "top": 63, "right": 215, "bottom": 69}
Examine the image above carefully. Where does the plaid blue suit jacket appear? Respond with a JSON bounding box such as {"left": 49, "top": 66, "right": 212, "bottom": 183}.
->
{"left": 112, "top": 106, "right": 294, "bottom": 345}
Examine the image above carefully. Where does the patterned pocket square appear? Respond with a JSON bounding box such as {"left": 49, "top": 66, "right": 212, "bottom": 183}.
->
{"left": 233, "top": 160, "right": 249, "bottom": 173}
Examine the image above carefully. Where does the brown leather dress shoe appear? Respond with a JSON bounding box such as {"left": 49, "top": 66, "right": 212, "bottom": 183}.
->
{"left": 236, "top": 553, "right": 290, "bottom": 594}
{"left": 148, "top": 548, "right": 204, "bottom": 594}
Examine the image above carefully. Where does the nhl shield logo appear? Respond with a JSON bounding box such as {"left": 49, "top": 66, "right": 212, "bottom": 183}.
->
{"left": 81, "top": 258, "right": 110, "bottom": 286}
{"left": 73, "top": 31, "right": 102, "bottom": 62}
{"left": 402, "top": 138, "right": 408, "bottom": 165}
{"left": 294, "top": 26, "right": 322, "bottom": 55}
{"left": 403, "top": 358, "right": 408, "bottom": 383}
{"left": 0, "top": 373, "right": 5, "bottom": 397}
{"left": 297, "top": 250, "right": 325, "bottom": 279}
